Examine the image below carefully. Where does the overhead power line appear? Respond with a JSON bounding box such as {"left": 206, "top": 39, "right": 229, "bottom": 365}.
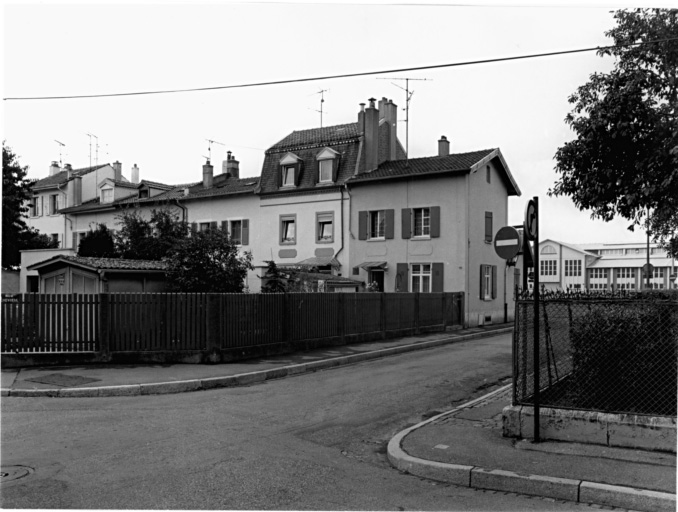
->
{"left": 4, "top": 38, "right": 677, "bottom": 102}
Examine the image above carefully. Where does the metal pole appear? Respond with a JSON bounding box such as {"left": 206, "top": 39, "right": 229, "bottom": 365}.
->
{"left": 533, "top": 196, "right": 540, "bottom": 443}
{"left": 646, "top": 230, "right": 650, "bottom": 289}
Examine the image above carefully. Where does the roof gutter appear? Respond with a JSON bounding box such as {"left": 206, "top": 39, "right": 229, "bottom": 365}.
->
{"left": 347, "top": 168, "right": 470, "bottom": 185}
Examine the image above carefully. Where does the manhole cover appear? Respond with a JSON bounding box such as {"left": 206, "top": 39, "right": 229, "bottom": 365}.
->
{"left": 0, "top": 466, "right": 33, "bottom": 483}
{"left": 25, "top": 373, "right": 101, "bottom": 387}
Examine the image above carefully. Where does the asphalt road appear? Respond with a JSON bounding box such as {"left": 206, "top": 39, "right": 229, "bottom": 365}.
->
{"left": 2, "top": 333, "right": 591, "bottom": 510}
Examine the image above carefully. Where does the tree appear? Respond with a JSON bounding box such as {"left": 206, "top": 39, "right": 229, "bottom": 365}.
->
{"left": 164, "top": 227, "right": 253, "bottom": 292}
{"left": 115, "top": 207, "right": 189, "bottom": 260}
{"left": 78, "top": 223, "right": 118, "bottom": 258}
{"left": 549, "top": 9, "right": 678, "bottom": 256}
{"left": 2, "top": 143, "right": 58, "bottom": 268}
{"left": 260, "top": 260, "right": 288, "bottom": 293}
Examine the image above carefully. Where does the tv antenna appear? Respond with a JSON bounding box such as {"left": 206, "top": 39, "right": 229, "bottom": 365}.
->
{"left": 309, "top": 89, "right": 329, "bottom": 128}
{"left": 54, "top": 140, "right": 65, "bottom": 166}
{"left": 377, "top": 77, "right": 431, "bottom": 158}
{"left": 86, "top": 133, "right": 99, "bottom": 167}
{"left": 205, "top": 138, "right": 226, "bottom": 162}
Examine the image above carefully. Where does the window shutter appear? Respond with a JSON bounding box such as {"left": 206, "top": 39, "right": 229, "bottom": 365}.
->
{"left": 385, "top": 209, "right": 395, "bottom": 239}
{"left": 191, "top": 222, "right": 198, "bottom": 234}
{"left": 312, "top": 160, "right": 319, "bottom": 186}
{"left": 221, "top": 221, "right": 229, "bottom": 233}
{"left": 432, "top": 263, "right": 444, "bottom": 292}
{"left": 332, "top": 156, "right": 340, "bottom": 182}
{"left": 492, "top": 265, "right": 497, "bottom": 299}
{"left": 352, "top": 266, "right": 360, "bottom": 276}
{"left": 397, "top": 263, "right": 409, "bottom": 292}
{"left": 242, "top": 219, "right": 249, "bottom": 245}
{"left": 72, "top": 232, "right": 78, "bottom": 252}
{"left": 401, "top": 208, "right": 411, "bottom": 239}
{"left": 431, "top": 206, "right": 441, "bottom": 238}
{"left": 294, "top": 162, "right": 302, "bottom": 186}
{"left": 485, "top": 212, "right": 493, "bottom": 242}
{"left": 45, "top": 197, "right": 51, "bottom": 216}
{"left": 277, "top": 166, "right": 283, "bottom": 188}
{"left": 210, "top": 221, "right": 218, "bottom": 230}
{"left": 480, "top": 264, "right": 485, "bottom": 299}
{"left": 358, "top": 211, "right": 368, "bottom": 240}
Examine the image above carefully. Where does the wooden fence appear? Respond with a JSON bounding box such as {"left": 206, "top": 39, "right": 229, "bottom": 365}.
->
{"left": 2, "top": 292, "right": 464, "bottom": 359}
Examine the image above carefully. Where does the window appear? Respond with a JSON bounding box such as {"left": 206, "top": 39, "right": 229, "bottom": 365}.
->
{"left": 319, "top": 160, "right": 333, "bottom": 183}
{"left": 589, "top": 268, "right": 608, "bottom": 279}
{"left": 282, "top": 165, "right": 295, "bottom": 187}
{"left": 411, "top": 264, "right": 432, "bottom": 293}
{"left": 280, "top": 215, "right": 296, "bottom": 244}
{"left": 540, "top": 260, "right": 557, "bottom": 276}
{"left": 565, "top": 260, "right": 582, "bottom": 277}
{"left": 138, "top": 189, "right": 149, "bottom": 199}
{"left": 480, "top": 264, "right": 497, "bottom": 300}
{"left": 601, "top": 249, "right": 624, "bottom": 255}
{"left": 31, "top": 196, "right": 40, "bottom": 217}
{"left": 616, "top": 268, "right": 635, "bottom": 279}
{"left": 369, "top": 210, "right": 385, "bottom": 239}
{"left": 51, "top": 233, "right": 60, "bottom": 247}
{"left": 541, "top": 245, "right": 557, "bottom": 255}
{"left": 101, "top": 188, "right": 113, "bottom": 204}
{"left": 199, "top": 222, "right": 211, "bottom": 232}
{"left": 316, "top": 213, "right": 333, "bottom": 242}
{"left": 50, "top": 194, "right": 60, "bottom": 214}
{"left": 230, "top": 220, "right": 242, "bottom": 244}
{"left": 484, "top": 212, "right": 493, "bottom": 243}
{"left": 413, "top": 208, "right": 430, "bottom": 237}
{"left": 653, "top": 267, "right": 665, "bottom": 279}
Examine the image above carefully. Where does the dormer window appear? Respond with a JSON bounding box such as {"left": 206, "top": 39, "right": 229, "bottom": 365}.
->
{"left": 101, "top": 187, "right": 113, "bottom": 203}
{"left": 316, "top": 147, "right": 340, "bottom": 184}
{"left": 282, "top": 165, "right": 296, "bottom": 186}
{"left": 138, "top": 189, "right": 149, "bottom": 199}
{"left": 279, "top": 153, "right": 301, "bottom": 188}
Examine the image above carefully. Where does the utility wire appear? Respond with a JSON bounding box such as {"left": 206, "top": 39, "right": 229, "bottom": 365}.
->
{"left": 4, "top": 37, "right": 677, "bottom": 101}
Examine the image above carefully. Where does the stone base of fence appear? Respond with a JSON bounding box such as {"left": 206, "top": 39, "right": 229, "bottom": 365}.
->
{"left": 503, "top": 404, "right": 677, "bottom": 454}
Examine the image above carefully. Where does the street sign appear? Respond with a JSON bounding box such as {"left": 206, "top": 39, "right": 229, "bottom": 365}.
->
{"left": 642, "top": 263, "right": 654, "bottom": 276}
{"left": 524, "top": 200, "right": 537, "bottom": 241}
{"left": 494, "top": 226, "right": 521, "bottom": 260}
{"left": 528, "top": 271, "right": 534, "bottom": 282}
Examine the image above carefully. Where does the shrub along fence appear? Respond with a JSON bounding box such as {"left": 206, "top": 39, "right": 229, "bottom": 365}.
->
{"left": 2, "top": 292, "right": 464, "bottom": 367}
{"left": 514, "top": 295, "right": 678, "bottom": 417}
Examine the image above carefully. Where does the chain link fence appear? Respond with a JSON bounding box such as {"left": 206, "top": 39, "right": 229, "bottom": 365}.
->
{"left": 514, "top": 297, "right": 678, "bottom": 417}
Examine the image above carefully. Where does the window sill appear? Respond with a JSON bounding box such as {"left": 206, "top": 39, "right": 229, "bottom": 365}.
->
{"left": 411, "top": 236, "right": 431, "bottom": 241}
{"left": 280, "top": 241, "right": 296, "bottom": 246}
{"left": 316, "top": 181, "right": 335, "bottom": 186}
{"left": 316, "top": 239, "right": 334, "bottom": 244}
{"left": 367, "top": 238, "right": 386, "bottom": 242}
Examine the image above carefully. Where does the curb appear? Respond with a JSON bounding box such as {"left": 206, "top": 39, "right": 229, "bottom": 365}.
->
{"left": 387, "top": 385, "right": 676, "bottom": 512}
{"left": 1, "top": 327, "right": 512, "bottom": 398}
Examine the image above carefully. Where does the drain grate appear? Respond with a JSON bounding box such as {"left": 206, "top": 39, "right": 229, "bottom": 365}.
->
{"left": 0, "top": 466, "right": 33, "bottom": 484}
{"left": 24, "top": 373, "right": 101, "bottom": 387}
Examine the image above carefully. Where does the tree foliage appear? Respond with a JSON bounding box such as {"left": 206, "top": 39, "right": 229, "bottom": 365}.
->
{"left": 260, "top": 260, "right": 288, "bottom": 293}
{"left": 164, "top": 227, "right": 253, "bottom": 293}
{"left": 549, "top": 9, "right": 678, "bottom": 256}
{"left": 78, "top": 223, "right": 118, "bottom": 258}
{"left": 115, "top": 207, "right": 189, "bottom": 260}
{"left": 2, "top": 143, "right": 58, "bottom": 268}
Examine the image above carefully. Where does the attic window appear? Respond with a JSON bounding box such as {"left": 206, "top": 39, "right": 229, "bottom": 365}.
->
{"left": 101, "top": 188, "right": 113, "bottom": 203}
{"left": 282, "top": 165, "right": 295, "bottom": 186}
{"left": 316, "top": 147, "right": 340, "bottom": 184}
{"left": 279, "top": 152, "right": 301, "bottom": 188}
{"left": 139, "top": 189, "right": 149, "bottom": 199}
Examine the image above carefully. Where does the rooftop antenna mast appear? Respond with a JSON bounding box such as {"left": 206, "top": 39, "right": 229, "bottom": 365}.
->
{"left": 54, "top": 140, "right": 65, "bottom": 166}
{"left": 205, "top": 138, "right": 226, "bottom": 162}
{"left": 308, "top": 89, "right": 329, "bottom": 128}
{"left": 86, "top": 133, "right": 98, "bottom": 167}
{"left": 377, "top": 77, "right": 431, "bottom": 159}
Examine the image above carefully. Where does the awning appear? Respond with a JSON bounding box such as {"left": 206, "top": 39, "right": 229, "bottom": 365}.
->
{"left": 358, "top": 261, "right": 388, "bottom": 270}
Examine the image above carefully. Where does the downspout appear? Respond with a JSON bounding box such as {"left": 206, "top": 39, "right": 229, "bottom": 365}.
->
{"left": 334, "top": 187, "right": 345, "bottom": 268}
{"left": 465, "top": 173, "right": 470, "bottom": 327}
{"left": 57, "top": 182, "right": 73, "bottom": 249}
{"left": 174, "top": 198, "right": 187, "bottom": 223}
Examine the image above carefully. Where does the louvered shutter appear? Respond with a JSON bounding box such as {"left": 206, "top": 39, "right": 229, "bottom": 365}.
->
{"left": 397, "top": 263, "right": 409, "bottom": 292}
{"left": 277, "top": 166, "right": 283, "bottom": 188}
{"left": 485, "top": 212, "right": 493, "bottom": 242}
{"left": 432, "top": 263, "right": 444, "bottom": 292}
{"left": 221, "top": 221, "right": 229, "bottom": 233}
{"left": 358, "top": 211, "right": 368, "bottom": 240}
{"left": 480, "top": 264, "right": 485, "bottom": 300}
{"left": 385, "top": 209, "right": 395, "bottom": 239}
{"left": 293, "top": 162, "right": 302, "bottom": 186}
{"left": 401, "top": 208, "right": 411, "bottom": 239}
{"left": 241, "top": 219, "right": 249, "bottom": 245}
{"left": 332, "top": 156, "right": 340, "bottom": 182}
{"left": 210, "top": 221, "right": 218, "bottom": 230}
{"left": 191, "top": 222, "right": 198, "bottom": 234}
{"left": 492, "top": 265, "right": 497, "bottom": 299}
{"left": 72, "top": 232, "right": 78, "bottom": 252}
{"left": 430, "top": 206, "right": 441, "bottom": 238}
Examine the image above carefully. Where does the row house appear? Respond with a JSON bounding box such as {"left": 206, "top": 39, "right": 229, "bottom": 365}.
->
{"left": 21, "top": 96, "right": 523, "bottom": 325}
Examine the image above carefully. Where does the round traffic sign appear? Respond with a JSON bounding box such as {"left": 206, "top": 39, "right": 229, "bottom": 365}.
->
{"left": 524, "top": 200, "right": 537, "bottom": 241}
{"left": 494, "top": 226, "right": 521, "bottom": 260}
{"left": 642, "top": 263, "right": 654, "bottom": 276}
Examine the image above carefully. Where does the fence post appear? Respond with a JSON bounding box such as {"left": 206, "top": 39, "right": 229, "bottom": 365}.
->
{"left": 380, "top": 293, "right": 386, "bottom": 339}
{"left": 205, "top": 294, "right": 220, "bottom": 363}
{"left": 98, "top": 293, "right": 110, "bottom": 360}
{"left": 415, "top": 292, "right": 420, "bottom": 334}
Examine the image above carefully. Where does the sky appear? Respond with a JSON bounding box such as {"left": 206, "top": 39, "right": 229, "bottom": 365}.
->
{"left": 3, "top": 0, "right": 673, "bottom": 246}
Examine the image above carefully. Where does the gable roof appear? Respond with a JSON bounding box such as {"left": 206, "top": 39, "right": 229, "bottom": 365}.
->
{"left": 27, "top": 255, "right": 168, "bottom": 272}
{"left": 31, "top": 164, "right": 111, "bottom": 191}
{"left": 267, "top": 123, "right": 361, "bottom": 153}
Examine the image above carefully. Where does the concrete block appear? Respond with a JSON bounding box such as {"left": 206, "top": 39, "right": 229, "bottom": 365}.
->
{"left": 58, "top": 387, "right": 100, "bottom": 398}
{"left": 200, "top": 376, "right": 238, "bottom": 390}
{"left": 402, "top": 458, "right": 473, "bottom": 487}
{"left": 98, "top": 385, "right": 140, "bottom": 397}
{"left": 11, "top": 388, "right": 59, "bottom": 397}
{"left": 284, "top": 364, "right": 308, "bottom": 376}
{"left": 520, "top": 407, "right": 608, "bottom": 446}
{"left": 502, "top": 405, "right": 522, "bottom": 438}
{"left": 1, "top": 388, "right": 9, "bottom": 397}
{"left": 606, "top": 414, "right": 677, "bottom": 453}
{"left": 471, "top": 467, "right": 580, "bottom": 502}
{"left": 233, "top": 372, "right": 266, "bottom": 386}
{"left": 579, "top": 481, "right": 676, "bottom": 512}
{"left": 264, "top": 368, "right": 289, "bottom": 381}
{"left": 140, "top": 380, "right": 201, "bottom": 395}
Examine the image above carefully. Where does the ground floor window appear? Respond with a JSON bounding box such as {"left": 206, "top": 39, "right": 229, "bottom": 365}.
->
{"left": 411, "top": 264, "right": 431, "bottom": 293}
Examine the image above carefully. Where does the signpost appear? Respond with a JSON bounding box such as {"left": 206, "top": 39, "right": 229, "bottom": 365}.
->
{"left": 494, "top": 227, "right": 522, "bottom": 260}
{"left": 643, "top": 263, "right": 654, "bottom": 289}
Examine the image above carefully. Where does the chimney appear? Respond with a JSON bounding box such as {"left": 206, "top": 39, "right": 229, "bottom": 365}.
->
{"left": 222, "top": 151, "right": 240, "bottom": 179}
{"left": 112, "top": 161, "right": 122, "bottom": 182}
{"left": 379, "top": 97, "right": 398, "bottom": 162}
{"left": 438, "top": 136, "right": 450, "bottom": 157}
{"left": 67, "top": 176, "right": 82, "bottom": 207}
{"left": 49, "top": 161, "right": 61, "bottom": 176}
{"left": 131, "top": 164, "right": 140, "bottom": 184}
{"left": 63, "top": 163, "right": 73, "bottom": 178}
{"left": 203, "top": 160, "right": 214, "bottom": 188}
{"left": 364, "top": 98, "right": 379, "bottom": 172}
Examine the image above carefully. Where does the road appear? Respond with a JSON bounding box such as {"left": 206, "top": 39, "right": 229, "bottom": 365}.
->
{"left": 2, "top": 333, "right": 589, "bottom": 510}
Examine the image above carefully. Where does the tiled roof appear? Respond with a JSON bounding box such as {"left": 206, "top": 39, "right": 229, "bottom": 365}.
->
{"left": 31, "top": 164, "right": 111, "bottom": 190}
{"left": 107, "top": 179, "right": 138, "bottom": 189}
{"left": 347, "top": 150, "right": 497, "bottom": 183}
{"left": 267, "top": 123, "right": 361, "bottom": 152}
{"left": 140, "top": 179, "right": 173, "bottom": 190}
{"left": 28, "top": 255, "right": 168, "bottom": 271}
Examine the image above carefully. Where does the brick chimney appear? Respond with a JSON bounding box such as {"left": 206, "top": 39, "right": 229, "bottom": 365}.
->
{"left": 112, "top": 161, "right": 122, "bottom": 181}
{"left": 438, "top": 136, "right": 450, "bottom": 157}
{"left": 49, "top": 161, "right": 61, "bottom": 176}
{"left": 379, "top": 97, "right": 398, "bottom": 162}
{"left": 364, "top": 98, "right": 379, "bottom": 172}
{"left": 222, "top": 151, "right": 240, "bottom": 179}
{"left": 131, "top": 164, "right": 140, "bottom": 184}
{"left": 203, "top": 160, "right": 214, "bottom": 188}
{"left": 67, "top": 176, "right": 82, "bottom": 207}
{"left": 63, "top": 163, "right": 73, "bottom": 178}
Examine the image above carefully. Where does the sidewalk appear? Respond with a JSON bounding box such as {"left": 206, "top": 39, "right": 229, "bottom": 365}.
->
{"left": 388, "top": 385, "right": 676, "bottom": 512}
{"left": 1, "top": 323, "right": 512, "bottom": 398}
